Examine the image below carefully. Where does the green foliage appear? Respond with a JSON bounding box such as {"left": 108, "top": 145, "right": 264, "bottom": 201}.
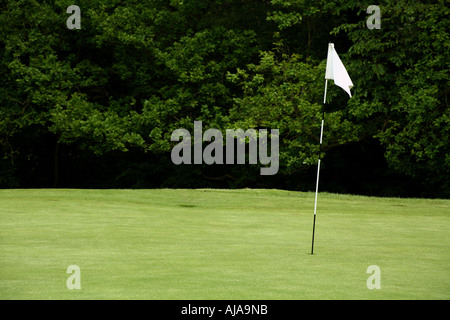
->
{"left": 334, "top": 0, "right": 450, "bottom": 190}
{"left": 227, "top": 46, "right": 360, "bottom": 173}
{"left": 0, "top": 0, "right": 448, "bottom": 196}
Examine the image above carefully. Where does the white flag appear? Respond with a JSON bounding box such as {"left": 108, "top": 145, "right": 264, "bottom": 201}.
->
{"left": 325, "top": 43, "right": 353, "bottom": 97}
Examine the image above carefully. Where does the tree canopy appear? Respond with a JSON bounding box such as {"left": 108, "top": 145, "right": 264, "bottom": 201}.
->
{"left": 0, "top": 0, "right": 448, "bottom": 197}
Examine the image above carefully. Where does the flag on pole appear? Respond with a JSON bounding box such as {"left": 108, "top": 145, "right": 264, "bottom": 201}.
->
{"left": 325, "top": 43, "right": 353, "bottom": 97}
{"left": 311, "top": 43, "right": 353, "bottom": 255}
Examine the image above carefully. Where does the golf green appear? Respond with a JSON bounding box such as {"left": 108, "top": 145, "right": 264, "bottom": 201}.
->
{"left": 0, "top": 189, "right": 448, "bottom": 299}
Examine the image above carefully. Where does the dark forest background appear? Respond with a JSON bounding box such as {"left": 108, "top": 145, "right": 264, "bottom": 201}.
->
{"left": 0, "top": 0, "right": 448, "bottom": 198}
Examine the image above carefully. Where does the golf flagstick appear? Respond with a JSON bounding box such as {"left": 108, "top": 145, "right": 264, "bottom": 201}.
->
{"left": 311, "top": 80, "right": 327, "bottom": 255}
{"left": 310, "top": 43, "right": 353, "bottom": 255}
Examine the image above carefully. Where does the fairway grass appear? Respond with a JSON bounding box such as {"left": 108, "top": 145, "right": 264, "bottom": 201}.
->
{"left": 0, "top": 189, "right": 448, "bottom": 299}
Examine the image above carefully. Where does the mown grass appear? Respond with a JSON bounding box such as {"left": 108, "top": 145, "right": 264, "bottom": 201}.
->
{"left": 0, "top": 189, "right": 448, "bottom": 299}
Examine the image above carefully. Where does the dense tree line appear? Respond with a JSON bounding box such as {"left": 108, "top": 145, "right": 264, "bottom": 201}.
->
{"left": 0, "top": 0, "right": 448, "bottom": 198}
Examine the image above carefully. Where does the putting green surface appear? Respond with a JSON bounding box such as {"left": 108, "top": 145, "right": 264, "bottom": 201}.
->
{"left": 0, "top": 189, "right": 448, "bottom": 299}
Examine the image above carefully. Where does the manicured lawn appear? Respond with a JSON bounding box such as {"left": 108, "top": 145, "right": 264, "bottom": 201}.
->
{"left": 0, "top": 189, "right": 448, "bottom": 299}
